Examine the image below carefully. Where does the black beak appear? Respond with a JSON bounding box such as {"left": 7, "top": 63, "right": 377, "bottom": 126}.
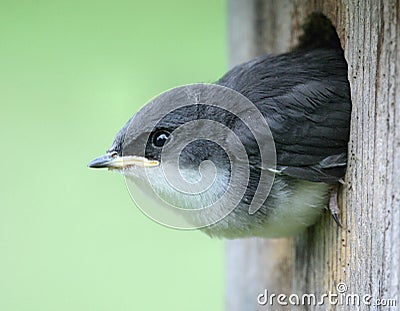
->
{"left": 87, "top": 153, "right": 159, "bottom": 169}
{"left": 87, "top": 153, "right": 115, "bottom": 168}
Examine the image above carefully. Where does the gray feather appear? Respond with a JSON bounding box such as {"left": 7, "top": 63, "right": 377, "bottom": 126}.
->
{"left": 217, "top": 49, "right": 351, "bottom": 183}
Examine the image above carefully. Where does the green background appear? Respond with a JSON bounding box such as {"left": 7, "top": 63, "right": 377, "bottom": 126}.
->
{"left": 0, "top": 1, "right": 226, "bottom": 310}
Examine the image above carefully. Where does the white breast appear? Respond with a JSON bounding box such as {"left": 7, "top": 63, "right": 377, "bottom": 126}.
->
{"left": 121, "top": 165, "right": 331, "bottom": 239}
{"left": 200, "top": 178, "right": 330, "bottom": 239}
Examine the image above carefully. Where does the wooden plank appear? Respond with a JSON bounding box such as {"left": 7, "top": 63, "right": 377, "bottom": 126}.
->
{"left": 226, "top": 1, "right": 400, "bottom": 310}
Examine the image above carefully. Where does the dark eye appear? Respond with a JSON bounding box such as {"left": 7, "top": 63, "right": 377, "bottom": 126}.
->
{"left": 152, "top": 130, "right": 170, "bottom": 147}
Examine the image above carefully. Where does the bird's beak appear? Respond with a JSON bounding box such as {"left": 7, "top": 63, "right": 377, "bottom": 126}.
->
{"left": 87, "top": 153, "right": 159, "bottom": 169}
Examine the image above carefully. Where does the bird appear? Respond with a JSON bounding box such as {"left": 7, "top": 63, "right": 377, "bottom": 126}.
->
{"left": 88, "top": 13, "right": 351, "bottom": 239}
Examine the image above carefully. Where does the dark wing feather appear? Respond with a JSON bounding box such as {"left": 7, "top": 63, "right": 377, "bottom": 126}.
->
{"left": 217, "top": 49, "right": 351, "bottom": 183}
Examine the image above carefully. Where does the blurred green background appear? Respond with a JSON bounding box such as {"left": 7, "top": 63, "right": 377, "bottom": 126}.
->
{"left": 0, "top": 1, "right": 226, "bottom": 310}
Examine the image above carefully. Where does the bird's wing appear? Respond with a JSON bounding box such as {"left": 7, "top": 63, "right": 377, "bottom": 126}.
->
{"left": 217, "top": 50, "right": 351, "bottom": 183}
{"left": 261, "top": 79, "right": 350, "bottom": 183}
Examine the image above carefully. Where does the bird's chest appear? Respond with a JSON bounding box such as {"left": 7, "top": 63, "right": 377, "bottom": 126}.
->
{"left": 203, "top": 178, "right": 331, "bottom": 238}
{"left": 255, "top": 179, "right": 331, "bottom": 237}
{"left": 125, "top": 166, "right": 331, "bottom": 238}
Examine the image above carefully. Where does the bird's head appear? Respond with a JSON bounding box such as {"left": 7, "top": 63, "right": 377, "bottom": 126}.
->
{"left": 88, "top": 84, "right": 275, "bottom": 229}
{"left": 88, "top": 84, "right": 233, "bottom": 185}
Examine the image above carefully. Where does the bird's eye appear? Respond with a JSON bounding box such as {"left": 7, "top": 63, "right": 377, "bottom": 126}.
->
{"left": 152, "top": 130, "right": 170, "bottom": 147}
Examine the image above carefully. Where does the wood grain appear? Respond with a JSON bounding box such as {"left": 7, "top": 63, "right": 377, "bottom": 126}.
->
{"left": 226, "top": 1, "right": 400, "bottom": 310}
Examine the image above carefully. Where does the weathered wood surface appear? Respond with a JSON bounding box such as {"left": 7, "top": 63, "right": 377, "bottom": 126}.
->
{"left": 226, "top": 1, "right": 399, "bottom": 310}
